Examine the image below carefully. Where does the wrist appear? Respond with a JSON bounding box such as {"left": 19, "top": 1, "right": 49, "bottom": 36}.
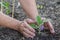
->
{"left": 12, "top": 20, "right": 22, "bottom": 31}
{"left": 15, "top": 21, "right": 23, "bottom": 32}
{"left": 31, "top": 15, "right": 41, "bottom": 21}
{"left": 28, "top": 13, "right": 39, "bottom": 20}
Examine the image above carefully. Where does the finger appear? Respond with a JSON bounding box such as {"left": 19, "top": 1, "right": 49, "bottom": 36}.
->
{"left": 23, "top": 21, "right": 35, "bottom": 33}
{"left": 23, "top": 28, "right": 35, "bottom": 37}
{"left": 44, "top": 21, "right": 55, "bottom": 33}
{"left": 47, "top": 21, "right": 55, "bottom": 33}
{"left": 25, "top": 18, "right": 36, "bottom": 24}
{"left": 23, "top": 31, "right": 34, "bottom": 38}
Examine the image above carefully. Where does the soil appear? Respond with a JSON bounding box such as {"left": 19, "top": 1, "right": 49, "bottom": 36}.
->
{"left": 0, "top": 0, "right": 60, "bottom": 40}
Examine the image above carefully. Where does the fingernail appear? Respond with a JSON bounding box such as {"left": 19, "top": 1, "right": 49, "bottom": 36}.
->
{"left": 30, "top": 36, "right": 33, "bottom": 38}
{"left": 33, "top": 34, "right": 35, "bottom": 36}
{"left": 31, "top": 37, "right": 33, "bottom": 38}
{"left": 51, "top": 30, "right": 55, "bottom": 33}
{"left": 31, "top": 36, "right": 35, "bottom": 38}
{"left": 34, "top": 30, "right": 36, "bottom": 32}
{"left": 31, "top": 34, "right": 35, "bottom": 38}
{"left": 33, "top": 30, "right": 35, "bottom": 33}
{"left": 29, "top": 19, "right": 35, "bottom": 22}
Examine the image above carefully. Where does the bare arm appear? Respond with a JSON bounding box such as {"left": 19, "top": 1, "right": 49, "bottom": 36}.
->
{"left": 0, "top": 13, "right": 35, "bottom": 38}
{"left": 19, "top": 0, "right": 39, "bottom": 20}
{"left": 0, "top": 13, "right": 20, "bottom": 30}
{"left": 19, "top": 0, "right": 55, "bottom": 33}
{"left": 0, "top": 0, "right": 55, "bottom": 38}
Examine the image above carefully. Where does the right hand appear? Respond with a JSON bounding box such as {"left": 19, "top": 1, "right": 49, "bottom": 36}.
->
{"left": 18, "top": 19, "right": 36, "bottom": 38}
{"left": 41, "top": 17, "right": 55, "bottom": 33}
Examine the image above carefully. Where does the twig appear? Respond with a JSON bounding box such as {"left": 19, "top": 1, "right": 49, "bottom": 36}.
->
{"left": 12, "top": 0, "right": 15, "bottom": 18}
{"left": 1, "top": 0, "right": 3, "bottom": 13}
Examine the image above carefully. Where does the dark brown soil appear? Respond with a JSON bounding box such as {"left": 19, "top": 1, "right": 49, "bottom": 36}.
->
{"left": 0, "top": 0, "right": 60, "bottom": 40}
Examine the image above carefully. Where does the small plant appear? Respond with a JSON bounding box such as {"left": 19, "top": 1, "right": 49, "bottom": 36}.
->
{"left": 37, "top": 4, "right": 44, "bottom": 9}
{"left": 0, "top": 0, "right": 15, "bottom": 18}
{"left": 30, "top": 16, "right": 47, "bottom": 34}
{"left": 0, "top": 1, "right": 10, "bottom": 14}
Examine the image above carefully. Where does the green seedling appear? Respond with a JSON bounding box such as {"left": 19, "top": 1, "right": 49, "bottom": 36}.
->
{"left": 36, "top": 16, "right": 43, "bottom": 25}
{"left": 0, "top": 1, "right": 10, "bottom": 14}
{"left": 37, "top": 5, "right": 44, "bottom": 9}
{"left": 30, "top": 16, "right": 48, "bottom": 34}
{"left": 30, "top": 16, "right": 44, "bottom": 34}
{"left": 30, "top": 16, "right": 43, "bottom": 29}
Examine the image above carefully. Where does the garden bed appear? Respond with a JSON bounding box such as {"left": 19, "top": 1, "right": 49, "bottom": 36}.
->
{"left": 0, "top": 0, "right": 60, "bottom": 40}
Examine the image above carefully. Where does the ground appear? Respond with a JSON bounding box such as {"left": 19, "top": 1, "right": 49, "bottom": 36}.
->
{"left": 0, "top": 0, "right": 60, "bottom": 40}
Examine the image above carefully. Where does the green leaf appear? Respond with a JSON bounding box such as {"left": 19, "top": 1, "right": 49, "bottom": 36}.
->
{"left": 0, "top": 1, "right": 10, "bottom": 15}
{"left": 36, "top": 16, "right": 43, "bottom": 25}
{"left": 29, "top": 16, "right": 43, "bottom": 29}
{"left": 3, "top": 2, "right": 10, "bottom": 9}
{"left": 30, "top": 24, "right": 38, "bottom": 29}
{"left": 37, "top": 5, "right": 44, "bottom": 9}
{"left": 0, "top": 2, "right": 4, "bottom": 7}
{"left": 3, "top": 2, "right": 9, "bottom": 7}
{"left": 6, "top": 9, "right": 10, "bottom": 15}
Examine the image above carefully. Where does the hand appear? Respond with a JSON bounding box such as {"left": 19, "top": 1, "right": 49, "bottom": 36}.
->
{"left": 41, "top": 17, "right": 55, "bottom": 34}
{"left": 18, "top": 19, "right": 36, "bottom": 38}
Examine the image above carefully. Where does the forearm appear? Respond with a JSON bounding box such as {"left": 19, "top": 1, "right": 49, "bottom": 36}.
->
{"left": 0, "top": 13, "right": 20, "bottom": 31}
{"left": 20, "top": 0, "right": 39, "bottom": 20}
